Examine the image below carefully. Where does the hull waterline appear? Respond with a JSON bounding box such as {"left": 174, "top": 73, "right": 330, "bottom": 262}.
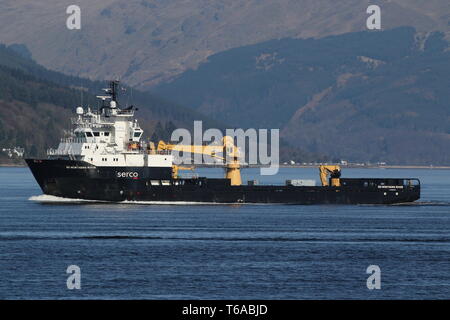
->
{"left": 26, "top": 159, "right": 421, "bottom": 205}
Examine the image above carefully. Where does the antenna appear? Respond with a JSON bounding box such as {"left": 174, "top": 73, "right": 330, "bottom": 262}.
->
{"left": 109, "top": 80, "right": 120, "bottom": 104}
{"left": 125, "top": 86, "right": 133, "bottom": 108}
{"left": 130, "top": 87, "right": 133, "bottom": 107}
{"left": 80, "top": 86, "right": 83, "bottom": 107}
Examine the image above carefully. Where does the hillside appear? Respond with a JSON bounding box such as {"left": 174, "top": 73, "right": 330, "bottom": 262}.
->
{"left": 0, "top": 45, "right": 320, "bottom": 165}
{"left": 0, "top": 0, "right": 448, "bottom": 88}
{"left": 153, "top": 27, "right": 450, "bottom": 165}
{"left": 0, "top": 45, "right": 220, "bottom": 164}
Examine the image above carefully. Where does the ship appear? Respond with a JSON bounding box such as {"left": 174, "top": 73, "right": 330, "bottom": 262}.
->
{"left": 26, "top": 81, "right": 420, "bottom": 205}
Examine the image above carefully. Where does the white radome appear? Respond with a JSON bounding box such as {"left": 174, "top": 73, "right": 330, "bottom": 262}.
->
{"left": 76, "top": 107, "right": 84, "bottom": 115}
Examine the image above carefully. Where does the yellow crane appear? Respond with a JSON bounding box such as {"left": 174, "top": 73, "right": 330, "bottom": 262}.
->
{"left": 171, "top": 165, "right": 194, "bottom": 179}
{"left": 319, "top": 165, "right": 341, "bottom": 187}
{"left": 157, "top": 136, "right": 242, "bottom": 186}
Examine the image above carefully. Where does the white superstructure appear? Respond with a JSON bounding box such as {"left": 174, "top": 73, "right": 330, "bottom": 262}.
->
{"left": 47, "top": 81, "right": 173, "bottom": 168}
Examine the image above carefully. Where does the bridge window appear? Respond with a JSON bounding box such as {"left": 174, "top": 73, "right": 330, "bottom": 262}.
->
{"left": 86, "top": 132, "right": 93, "bottom": 137}
{"left": 104, "top": 132, "right": 110, "bottom": 136}
{"left": 93, "top": 132, "right": 100, "bottom": 137}
{"left": 404, "top": 179, "right": 420, "bottom": 186}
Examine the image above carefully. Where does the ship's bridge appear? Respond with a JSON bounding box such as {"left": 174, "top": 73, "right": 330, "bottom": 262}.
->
{"left": 74, "top": 128, "right": 112, "bottom": 144}
{"left": 46, "top": 80, "right": 173, "bottom": 168}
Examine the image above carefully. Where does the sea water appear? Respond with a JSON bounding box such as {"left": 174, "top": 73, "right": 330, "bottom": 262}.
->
{"left": 0, "top": 167, "right": 449, "bottom": 299}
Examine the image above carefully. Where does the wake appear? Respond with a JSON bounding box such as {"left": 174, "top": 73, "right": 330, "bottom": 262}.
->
{"left": 29, "top": 194, "right": 104, "bottom": 203}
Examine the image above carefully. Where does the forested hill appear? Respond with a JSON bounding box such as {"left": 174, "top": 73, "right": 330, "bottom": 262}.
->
{"left": 0, "top": 45, "right": 220, "bottom": 164}
{"left": 153, "top": 27, "right": 450, "bottom": 165}
{"left": 0, "top": 45, "right": 321, "bottom": 165}
{"left": 0, "top": 0, "right": 448, "bottom": 88}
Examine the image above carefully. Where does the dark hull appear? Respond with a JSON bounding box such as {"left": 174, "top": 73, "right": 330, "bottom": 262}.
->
{"left": 26, "top": 159, "right": 420, "bottom": 205}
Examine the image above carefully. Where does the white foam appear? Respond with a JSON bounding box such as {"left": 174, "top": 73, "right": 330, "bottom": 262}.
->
{"left": 28, "top": 194, "right": 103, "bottom": 203}
{"left": 28, "top": 195, "right": 258, "bottom": 205}
{"left": 119, "top": 200, "right": 240, "bottom": 205}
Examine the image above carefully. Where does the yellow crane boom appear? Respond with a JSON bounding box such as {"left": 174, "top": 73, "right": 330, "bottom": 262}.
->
{"left": 157, "top": 136, "right": 242, "bottom": 186}
{"left": 319, "top": 165, "right": 341, "bottom": 187}
{"left": 171, "top": 165, "right": 194, "bottom": 179}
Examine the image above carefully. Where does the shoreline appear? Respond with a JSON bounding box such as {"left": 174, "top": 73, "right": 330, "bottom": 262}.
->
{"left": 0, "top": 164, "right": 26, "bottom": 167}
{"left": 277, "top": 165, "right": 450, "bottom": 169}
{"left": 2, "top": 163, "right": 450, "bottom": 170}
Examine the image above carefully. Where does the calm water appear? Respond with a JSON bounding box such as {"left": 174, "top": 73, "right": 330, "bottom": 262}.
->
{"left": 0, "top": 167, "right": 450, "bottom": 299}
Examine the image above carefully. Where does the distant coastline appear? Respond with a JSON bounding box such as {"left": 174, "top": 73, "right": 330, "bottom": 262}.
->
{"left": 0, "top": 163, "right": 26, "bottom": 167}
{"left": 1, "top": 162, "right": 450, "bottom": 170}
{"left": 277, "top": 164, "right": 450, "bottom": 170}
